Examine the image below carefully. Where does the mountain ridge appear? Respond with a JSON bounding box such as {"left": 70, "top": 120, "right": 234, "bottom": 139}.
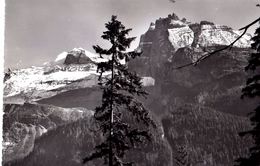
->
{"left": 142, "top": 13, "right": 251, "bottom": 52}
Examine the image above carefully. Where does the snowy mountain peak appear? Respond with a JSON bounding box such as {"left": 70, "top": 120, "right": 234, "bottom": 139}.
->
{"left": 143, "top": 13, "right": 251, "bottom": 52}
{"left": 197, "top": 24, "right": 251, "bottom": 48}
{"left": 44, "top": 48, "right": 107, "bottom": 67}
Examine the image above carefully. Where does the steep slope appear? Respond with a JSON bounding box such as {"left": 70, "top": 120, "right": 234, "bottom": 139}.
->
{"left": 162, "top": 104, "right": 251, "bottom": 166}
{"left": 3, "top": 103, "right": 93, "bottom": 164}
{"left": 37, "top": 87, "right": 102, "bottom": 110}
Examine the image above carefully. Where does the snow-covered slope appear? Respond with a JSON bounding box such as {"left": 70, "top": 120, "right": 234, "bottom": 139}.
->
{"left": 4, "top": 65, "right": 101, "bottom": 102}
{"left": 198, "top": 24, "right": 251, "bottom": 48}
{"left": 163, "top": 15, "right": 252, "bottom": 50}
{"left": 168, "top": 26, "right": 194, "bottom": 49}
{"left": 55, "top": 52, "right": 68, "bottom": 63}
{"left": 4, "top": 48, "right": 105, "bottom": 102}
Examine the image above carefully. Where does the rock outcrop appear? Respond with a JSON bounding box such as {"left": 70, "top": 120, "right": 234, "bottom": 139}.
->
{"left": 64, "top": 49, "right": 94, "bottom": 65}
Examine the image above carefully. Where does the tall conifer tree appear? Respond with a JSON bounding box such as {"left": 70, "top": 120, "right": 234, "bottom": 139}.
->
{"left": 83, "top": 15, "right": 156, "bottom": 166}
{"left": 236, "top": 23, "right": 260, "bottom": 165}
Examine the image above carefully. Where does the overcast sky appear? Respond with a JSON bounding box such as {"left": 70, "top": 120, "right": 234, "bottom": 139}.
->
{"left": 4, "top": 0, "right": 260, "bottom": 69}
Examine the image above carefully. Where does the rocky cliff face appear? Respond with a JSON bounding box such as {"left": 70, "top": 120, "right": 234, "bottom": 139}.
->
{"left": 135, "top": 13, "right": 251, "bottom": 75}
{"left": 130, "top": 13, "right": 255, "bottom": 116}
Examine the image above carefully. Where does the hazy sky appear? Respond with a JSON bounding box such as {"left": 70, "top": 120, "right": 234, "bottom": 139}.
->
{"left": 4, "top": 0, "right": 260, "bottom": 68}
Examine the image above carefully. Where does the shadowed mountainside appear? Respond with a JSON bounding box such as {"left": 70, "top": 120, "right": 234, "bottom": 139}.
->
{"left": 3, "top": 103, "right": 93, "bottom": 164}
{"left": 162, "top": 104, "right": 252, "bottom": 166}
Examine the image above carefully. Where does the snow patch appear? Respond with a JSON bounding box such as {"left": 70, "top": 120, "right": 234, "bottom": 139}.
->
{"left": 149, "top": 23, "right": 155, "bottom": 30}
{"left": 55, "top": 52, "right": 68, "bottom": 62}
{"left": 168, "top": 26, "right": 194, "bottom": 50}
{"left": 198, "top": 25, "right": 251, "bottom": 48}
{"left": 170, "top": 20, "right": 186, "bottom": 26}
{"left": 141, "top": 77, "right": 155, "bottom": 87}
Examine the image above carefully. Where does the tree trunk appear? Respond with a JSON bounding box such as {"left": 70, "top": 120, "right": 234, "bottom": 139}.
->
{"left": 109, "top": 53, "right": 115, "bottom": 166}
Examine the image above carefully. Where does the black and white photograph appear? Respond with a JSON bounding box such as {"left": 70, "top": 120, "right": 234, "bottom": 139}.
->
{"left": 2, "top": 0, "right": 260, "bottom": 165}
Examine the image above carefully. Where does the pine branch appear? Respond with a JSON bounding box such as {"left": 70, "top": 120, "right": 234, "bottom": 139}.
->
{"left": 173, "top": 17, "right": 260, "bottom": 70}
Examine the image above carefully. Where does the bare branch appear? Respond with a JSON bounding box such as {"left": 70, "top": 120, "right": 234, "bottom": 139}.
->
{"left": 173, "top": 17, "right": 260, "bottom": 70}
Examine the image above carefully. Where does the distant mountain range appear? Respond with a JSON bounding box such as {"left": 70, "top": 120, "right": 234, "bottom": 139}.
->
{"left": 3, "top": 13, "right": 256, "bottom": 166}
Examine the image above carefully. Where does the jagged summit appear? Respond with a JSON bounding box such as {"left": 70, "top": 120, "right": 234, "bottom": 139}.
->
{"left": 44, "top": 48, "right": 106, "bottom": 67}
{"left": 46, "top": 47, "right": 127, "bottom": 69}
{"left": 167, "top": 12, "right": 179, "bottom": 20}
{"left": 64, "top": 48, "right": 93, "bottom": 65}
{"left": 141, "top": 13, "right": 251, "bottom": 52}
